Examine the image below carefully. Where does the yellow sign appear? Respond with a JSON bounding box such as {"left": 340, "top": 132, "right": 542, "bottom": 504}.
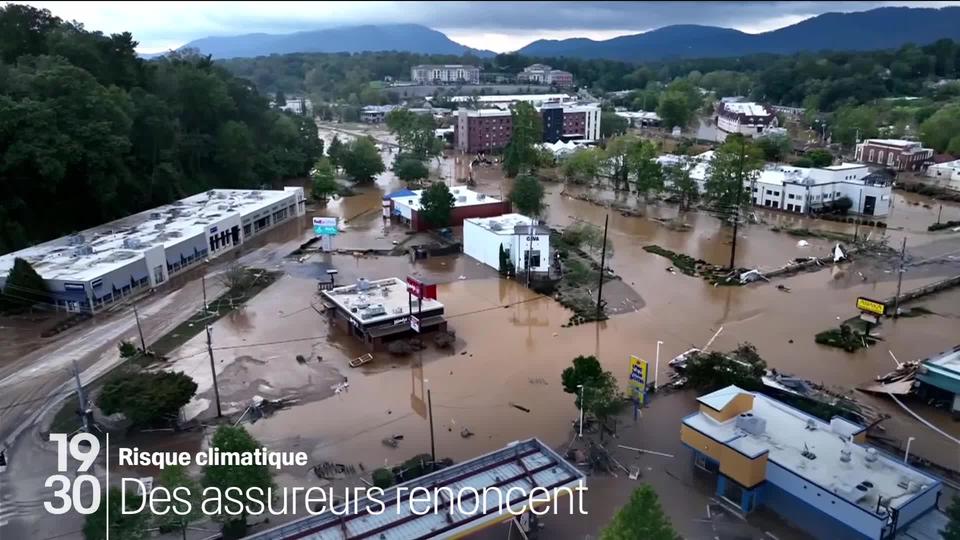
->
{"left": 856, "top": 297, "right": 886, "bottom": 316}
{"left": 628, "top": 355, "right": 648, "bottom": 404}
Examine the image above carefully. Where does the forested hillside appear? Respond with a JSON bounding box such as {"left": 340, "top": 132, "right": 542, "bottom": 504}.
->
{"left": 0, "top": 4, "right": 322, "bottom": 253}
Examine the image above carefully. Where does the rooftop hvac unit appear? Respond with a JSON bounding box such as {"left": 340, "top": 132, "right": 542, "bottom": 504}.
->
{"left": 360, "top": 304, "right": 387, "bottom": 319}
{"left": 356, "top": 278, "right": 371, "bottom": 291}
{"left": 840, "top": 448, "right": 852, "bottom": 463}
{"left": 122, "top": 238, "right": 143, "bottom": 249}
{"left": 854, "top": 481, "right": 876, "bottom": 502}
{"left": 735, "top": 413, "right": 766, "bottom": 436}
{"left": 477, "top": 193, "right": 486, "bottom": 200}
{"left": 67, "top": 234, "right": 86, "bottom": 246}
{"left": 457, "top": 196, "right": 467, "bottom": 203}
{"left": 865, "top": 447, "right": 878, "bottom": 464}
{"left": 218, "top": 204, "right": 228, "bottom": 210}
{"left": 489, "top": 221, "right": 503, "bottom": 231}
{"left": 150, "top": 212, "right": 162, "bottom": 219}
{"left": 72, "top": 245, "right": 93, "bottom": 257}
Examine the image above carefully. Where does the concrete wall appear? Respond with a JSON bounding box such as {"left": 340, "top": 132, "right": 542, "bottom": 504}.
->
{"left": 762, "top": 480, "right": 873, "bottom": 540}
{"left": 463, "top": 219, "right": 502, "bottom": 270}
{"left": 895, "top": 484, "right": 940, "bottom": 531}
{"left": 508, "top": 232, "right": 550, "bottom": 273}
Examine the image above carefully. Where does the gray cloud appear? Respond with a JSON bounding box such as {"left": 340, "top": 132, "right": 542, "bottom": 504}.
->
{"left": 16, "top": 1, "right": 960, "bottom": 53}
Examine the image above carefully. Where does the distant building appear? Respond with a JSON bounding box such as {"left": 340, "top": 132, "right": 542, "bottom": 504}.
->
{"left": 359, "top": 105, "right": 398, "bottom": 123}
{"left": 916, "top": 345, "right": 960, "bottom": 417}
{"left": 717, "top": 102, "right": 778, "bottom": 137}
{"left": 614, "top": 110, "right": 661, "bottom": 127}
{"left": 278, "top": 97, "right": 311, "bottom": 115}
{"left": 410, "top": 64, "right": 480, "bottom": 85}
{"left": 448, "top": 93, "right": 575, "bottom": 108}
{"left": 454, "top": 104, "right": 601, "bottom": 154}
{"left": 770, "top": 104, "right": 805, "bottom": 118}
{"left": 0, "top": 188, "right": 306, "bottom": 313}
{"left": 926, "top": 158, "right": 960, "bottom": 191}
{"left": 682, "top": 385, "right": 942, "bottom": 539}
{"left": 387, "top": 187, "right": 511, "bottom": 232}
{"left": 657, "top": 153, "right": 893, "bottom": 216}
{"left": 855, "top": 139, "right": 933, "bottom": 172}
{"left": 320, "top": 277, "right": 446, "bottom": 350}
{"left": 518, "top": 64, "right": 574, "bottom": 87}
{"left": 463, "top": 213, "right": 551, "bottom": 275}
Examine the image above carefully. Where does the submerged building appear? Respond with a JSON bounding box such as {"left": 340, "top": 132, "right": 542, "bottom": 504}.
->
{"left": 454, "top": 103, "right": 601, "bottom": 153}
{"left": 682, "top": 386, "right": 942, "bottom": 540}
{"left": 386, "top": 187, "right": 511, "bottom": 232}
{"left": 463, "top": 213, "right": 551, "bottom": 275}
{"left": 0, "top": 188, "right": 306, "bottom": 313}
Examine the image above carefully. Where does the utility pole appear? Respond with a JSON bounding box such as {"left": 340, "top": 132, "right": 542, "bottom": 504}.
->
{"left": 596, "top": 214, "right": 609, "bottom": 320}
{"left": 426, "top": 382, "right": 436, "bottom": 470}
{"left": 72, "top": 360, "right": 90, "bottom": 433}
{"left": 893, "top": 237, "right": 907, "bottom": 318}
{"left": 937, "top": 204, "right": 943, "bottom": 225}
{"left": 728, "top": 138, "right": 746, "bottom": 270}
{"left": 201, "top": 274, "right": 209, "bottom": 314}
{"left": 133, "top": 304, "right": 147, "bottom": 353}
{"left": 205, "top": 325, "right": 223, "bottom": 417}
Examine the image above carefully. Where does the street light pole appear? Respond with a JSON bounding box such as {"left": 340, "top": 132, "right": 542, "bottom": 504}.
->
{"left": 904, "top": 436, "right": 916, "bottom": 464}
{"left": 206, "top": 325, "right": 223, "bottom": 418}
{"left": 654, "top": 340, "right": 663, "bottom": 390}
{"left": 577, "top": 384, "right": 585, "bottom": 438}
{"left": 596, "top": 214, "right": 609, "bottom": 320}
{"left": 425, "top": 378, "right": 437, "bottom": 469}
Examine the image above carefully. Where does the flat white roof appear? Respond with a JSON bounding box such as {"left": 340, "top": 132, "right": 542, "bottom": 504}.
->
{"left": 466, "top": 213, "right": 546, "bottom": 235}
{"left": 451, "top": 93, "right": 573, "bottom": 103}
{"left": 686, "top": 386, "right": 940, "bottom": 513}
{"left": 391, "top": 187, "right": 500, "bottom": 212}
{"left": 321, "top": 277, "right": 443, "bottom": 325}
{"left": 923, "top": 345, "right": 960, "bottom": 375}
{"left": 822, "top": 163, "right": 868, "bottom": 171}
{"left": 862, "top": 138, "right": 923, "bottom": 147}
{"left": 722, "top": 102, "right": 772, "bottom": 116}
{"left": 0, "top": 188, "right": 297, "bottom": 282}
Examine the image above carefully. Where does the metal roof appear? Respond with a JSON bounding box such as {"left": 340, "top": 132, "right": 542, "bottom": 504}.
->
{"left": 245, "top": 438, "right": 584, "bottom": 540}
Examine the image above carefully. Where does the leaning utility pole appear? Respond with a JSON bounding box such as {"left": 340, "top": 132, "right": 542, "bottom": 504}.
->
{"left": 427, "top": 387, "right": 436, "bottom": 471}
{"left": 596, "top": 214, "right": 610, "bottom": 320}
{"left": 205, "top": 325, "right": 223, "bottom": 417}
{"left": 133, "top": 304, "right": 147, "bottom": 352}
{"left": 72, "top": 360, "right": 90, "bottom": 433}
{"left": 893, "top": 237, "right": 908, "bottom": 318}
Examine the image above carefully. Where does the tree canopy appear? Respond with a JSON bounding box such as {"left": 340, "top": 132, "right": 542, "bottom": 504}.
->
{"left": 202, "top": 426, "right": 274, "bottom": 532}
{"left": 509, "top": 175, "right": 546, "bottom": 216}
{"left": 560, "top": 355, "right": 624, "bottom": 433}
{"left": 704, "top": 135, "right": 763, "bottom": 213}
{"left": 600, "top": 485, "right": 678, "bottom": 540}
{"left": 83, "top": 488, "right": 148, "bottom": 540}
{"left": 1, "top": 257, "right": 48, "bottom": 311}
{"left": 503, "top": 102, "right": 542, "bottom": 177}
{"left": 157, "top": 465, "right": 203, "bottom": 540}
{"left": 418, "top": 182, "right": 455, "bottom": 228}
{"left": 394, "top": 156, "right": 430, "bottom": 184}
{"left": 97, "top": 371, "right": 197, "bottom": 427}
{"left": 385, "top": 109, "right": 441, "bottom": 161}
{"left": 0, "top": 4, "right": 322, "bottom": 253}
{"left": 340, "top": 137, "right": 385, "bottom": 182}
{"left": 310, "top": 157, "right": 338, "bottom": 201}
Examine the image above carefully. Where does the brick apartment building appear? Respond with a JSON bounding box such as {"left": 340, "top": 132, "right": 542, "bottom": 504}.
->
{"left": 854, "top": 139, "right": 934, "bottom": 172}
{"left": 454, "top": 104, "right": 600, "bottom": 154}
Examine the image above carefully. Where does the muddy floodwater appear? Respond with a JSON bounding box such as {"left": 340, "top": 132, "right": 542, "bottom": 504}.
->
{"left": 157, "top": 126, "right": 960, "bottom": 537}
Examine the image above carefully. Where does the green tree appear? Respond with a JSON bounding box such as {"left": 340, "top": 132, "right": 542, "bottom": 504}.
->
{"left": 832, "top": 105, "right": 878, "bottom": 147}
{"left": 502, "top": 102, "right": 542, "bottom": 177}
{"left": 509, "top": 174, "right": 546, "bottom": 216}
{"left": 83, "top": 488, "right": 148, "bottom": 540}
{"left": 657, "top": 91, "right": 691, "bottom": 129}
{"left": 327, "top": 135, "right": 344, "bottom": 169}
{"left": 372, "top": 468, "right": 395, "bottom": 489}
{"left": 394, "top": 157, "right": 429, "bottom": 184}
{"left": 340, "top": 137, "right": 385, "bottom": 182}
{"left": 274, "top": 90, "right": 286, "bottom": 107}
{"left": 418, "top": 182, "right": 455, "bottom": 228}
{"left": 561, "top": 355, "right": 605, "bottom": 395}
{"left": 202, "top": 426, "right": 274, "bottom": 535}
{"left": 118, "top": 340, "right": 139, "bottom": 358}
{"left": 603, "top": 134, "right": 639, "bottom": 191}
{"left": 386, "top": 109, "right": 441, "bottom": 162}
{"left": 756, "top": 135, "right": 791, "bottom": 162}
{"left": 311, "top": 157, "right": 338, "bottom": 201}
{"left": 704, "top": 135, "right": 763, "bottom": 213}
{"left": 97, "top": 371, "right": 197, "bottom": 427}
{"left": 942, "top": 496, "right": 960, "bottom": 540}
{"left": 684, "top": 343, "right": 767, "bottom": 391}
{"left": 1, "top": 257, "right": 49, "bottom": 311}
{"left": 665, "top": 163, "right": 699, "bottom": 211}
{"left": 920, "top": 103, "right": 960, "bottom": 153}
{"left": 600, "top": 485, "right": 678, "bottom": 540}
{"left": 806, "top": 148, "right": 835, "bottom": 167}
{"left": 630, "top": 139, "right": 663, "bottom": 200}
{"left": 562, "top": 148, "right": 603, "bottom": 185}
{"left": 560, "top": 355, "right": 623, "bottom": 436}
{"left": 600, "top": 111, "right": 628, "bottom": 139}
{"left": 156, "top": 465, "right": 203, "bottom": 540}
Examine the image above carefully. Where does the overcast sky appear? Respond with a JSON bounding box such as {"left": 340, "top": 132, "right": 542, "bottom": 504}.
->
{"left": 12, "top": 1, "right": 960, "bottom": 54}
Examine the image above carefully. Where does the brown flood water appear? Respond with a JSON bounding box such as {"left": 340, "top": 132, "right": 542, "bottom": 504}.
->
{"left": 160, "top": 132, "right": 960, "bottom": 537}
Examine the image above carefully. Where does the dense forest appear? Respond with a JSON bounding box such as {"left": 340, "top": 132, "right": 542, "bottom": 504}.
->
{"left": 0, "top": 4, "right": 322, "bottom": 253}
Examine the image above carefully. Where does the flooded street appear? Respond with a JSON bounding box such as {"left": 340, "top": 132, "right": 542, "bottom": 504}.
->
{"left": 151, "top": 124, "right": 960, "bottom": 537}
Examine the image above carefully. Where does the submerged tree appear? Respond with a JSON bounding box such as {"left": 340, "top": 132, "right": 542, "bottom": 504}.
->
{"left": 310, "top": 157, "right": 338, "bottom": 201}
{"left": 202, "top": 426, "right": 274, "bottom": 537}
{"left": 502, "top": 102, "right": 542, "bottom": 177}
{"left": 418, "top": 182, "right": 455, "bottom": 228}
{"left": 509, "top": 174, "right": 546, "bottom": 217}
{"left": 340, "top": 137, "right": 385, "bottom": 182}
{"left": 703, "top": 134, "right": 763, "bottom": 214}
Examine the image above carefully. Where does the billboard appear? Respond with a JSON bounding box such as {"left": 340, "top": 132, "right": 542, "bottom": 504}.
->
{"left": 856, "top": 297, "right": 886, "bottom": 316}
{"left": 313, "top": 216, "right": 339, "bottom": 236}
{"left": 628, "top": 355, "right": 647, "bottom": 405}
{"left": 406, "top": 276, "right": 438, "bottom": 300}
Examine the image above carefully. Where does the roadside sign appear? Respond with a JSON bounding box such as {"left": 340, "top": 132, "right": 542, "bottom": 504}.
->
{"left": 410, "top": 315, "right": 420, "bottom": 333}
{"left": 859, "top": 313, "right": 880, "bottom": 325}
{"left": 406, "top": 276, "right": 438, "bottom": 300}
{"left": 313, "top": 216, "right": 339, "bottom": 236}
{"left": 628, "top": 355, "right": 647, "bottom": 405}
{"left": 856, "top": 297, "right": 886, "bottom": 316}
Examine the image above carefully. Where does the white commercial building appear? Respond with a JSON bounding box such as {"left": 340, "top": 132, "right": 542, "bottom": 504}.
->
{"left": 717, "top": 102, "right": 779, "bottom": 137}
{"left": 410, "top": 64, "right": 480, "bottom": 85}
{"left": 448, "top": 93, "right": 575, "bottom": 108}
{"left": 0, "top": 188, "right": 306, "bottom": 313}
{"left": 463, "top": 213, "right": 551, "bottom": 274}
{"left": 657, "top": 153, "right": 893, "bottom": 216}
{"left": 926, "top": 159, "right": 960, "bottom": 191}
